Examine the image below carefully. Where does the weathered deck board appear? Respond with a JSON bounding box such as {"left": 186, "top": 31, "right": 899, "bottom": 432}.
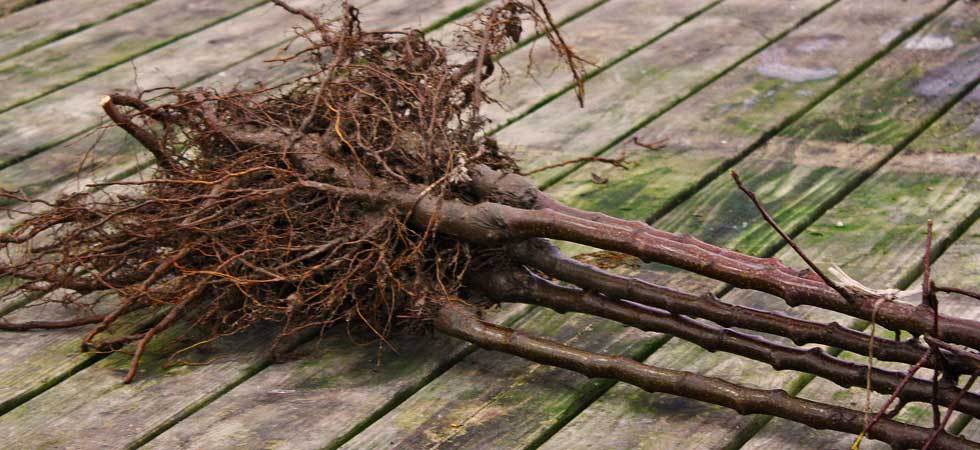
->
{"left": 0, "top": 296, "right": 151, "bottom": 416}
{"left": 533, "top": 4, "right": 980, "bottom": 448}
{"left": 480, "top": 0, "right": 721, "bottom": 127}
{"left": 337, "top": 309, "right": 652, "bottom": 450}
{"left": 0, "top": 0, "right": 151, "bottom": 62}
{"left": 496, "top": 0, "right": 840, "bottom": 183}
{"left": 737, "top": 85, "right": 980, "bottom": 450}
{"left": 547, "top": 0, "right": 954, "bottom": 223}
{"left": 0, "top": 0, "right": 392, "bottom": 168}
{"left": 938, "top": 221, "right": 980, "bottom": 443}
{"left": 0, "top": 0, "right": 268, "bottom": 112}
{"left": 138, "top": 315, "right": 508, "bottom": 450}
{"left": 0, "top": 322, "right": 274, "bottom": 450}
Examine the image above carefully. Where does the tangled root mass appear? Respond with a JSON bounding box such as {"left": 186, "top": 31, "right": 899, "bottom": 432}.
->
{"left": 0, "top": 0, "right": 584, "bottom": 377}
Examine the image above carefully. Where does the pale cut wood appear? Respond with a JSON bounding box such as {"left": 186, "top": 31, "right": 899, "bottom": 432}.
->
{"left": 0, "top": 0, "right": 268, "bottom": 112}
{"left": 0, "top": 0, "right": 150, "bottom": 61}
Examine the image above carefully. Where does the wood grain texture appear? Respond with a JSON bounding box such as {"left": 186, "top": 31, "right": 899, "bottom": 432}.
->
{"left": 0, "top": 0, "right": 367, "bottom": 167}
{"left": 497, "top": 0, "right": 836, "bottom": 180}
{"left": 547, "top": 0, "right": 953, "bottom": 223}
{"left": 0, "top": 0, "right": 267, "bottom": 112}
{"left": 0, "top": 0, "right": 151, "bottom": 61}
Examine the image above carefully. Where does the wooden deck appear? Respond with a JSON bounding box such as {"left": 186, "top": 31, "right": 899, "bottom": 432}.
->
{"left": 1, "top": 0, "right": 979, "bottom": 448}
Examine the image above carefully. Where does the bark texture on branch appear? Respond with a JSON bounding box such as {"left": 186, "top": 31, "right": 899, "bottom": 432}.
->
{"left": 434, "top": 305, "right": 980, "bottom": 450}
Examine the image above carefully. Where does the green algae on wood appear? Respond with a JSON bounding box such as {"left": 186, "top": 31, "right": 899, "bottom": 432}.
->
{"left": 547, "top": 0, "right": 957, "bottom": 224}
{"left": 537, "top": 40, "right": 980, "bottom": 450}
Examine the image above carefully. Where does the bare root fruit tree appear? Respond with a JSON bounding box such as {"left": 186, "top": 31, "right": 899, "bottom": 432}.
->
{"left": 3, "top": 2, "right": 980, "bottom": 449}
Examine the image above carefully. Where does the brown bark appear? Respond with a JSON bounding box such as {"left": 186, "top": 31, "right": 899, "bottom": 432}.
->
{"left": 434, "top": 304, "right": 980, "bottom": 450}
{"left": 467, "top": 265, "right": 980, "bottom": 418}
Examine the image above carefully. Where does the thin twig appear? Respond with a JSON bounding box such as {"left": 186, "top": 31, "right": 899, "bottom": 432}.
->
{"left": 924, "top": 374, "right": 979, "bottom": 450}
{"left": 852, "top": 348, "right": 933, "bottom": 449}
{"left": 924, "top": 219, "right": 935, "bottom": 309}
{"left": 935, "top": 286, "right": 980, "bottom": 302}
{"left": 521, "top": 155, "right": 627, "bottom": 176}
{"left": 631, "top": 136, "right": 669, "bottom": 151}
{"left": 730, "top": 170, "right": 855, "bottom": 303}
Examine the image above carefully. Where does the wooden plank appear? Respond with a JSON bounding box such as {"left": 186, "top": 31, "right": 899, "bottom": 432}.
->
{"left": 0, "top": 0, "right": 388, "bottom": 168}
{"left": 0, "top": 0, "right": 269, "bottom": 112}
{"left": 547, "top": 0, "right": 958, "bottom": 222}
{"left": 0, "top": 0, "right": 151, "bottom": 62}
{"left": 937, "top": 220, "right": 980, "bottom": 443}
{"left": 496, "top": 0, "right": 840, "bottom": 182}
{"left": 0, "top": 3, "right": 491, "bottom": 447}
{"left": 0, "top": 0, "right": 702, "bottom": 227}
{"left": 736, "top": 86, "right": 980, "bottom": 450}
{"left": 534, "top": 6, "right": 980, "bottom": 449}
{"left": 141, "top": 306, "right": 535, "bottom": 450}
{"left": 479, "top": 0, "right": 721, "bottom": 127}
{"left": 0, "top": 321, "right": 273, "bottom": 450}
{"left": 337, "top": 308, "right": 652, "bottom": 450}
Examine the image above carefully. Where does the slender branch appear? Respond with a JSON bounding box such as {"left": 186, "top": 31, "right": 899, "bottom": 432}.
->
{"left": 508, "top": 239, "right": 980, "bottom": 375}
{"left": 854, "top": 348, "right": 932, "bottom": 449}
{"left": 434, "top": 304, "right": 980, "bottom": 450}
{"left": 925, "top": 375, "right": 979, "bottom": 450}
{"left": 935, "top": 286, "right": 980, "bottom": 302}
{"left": 520, "top": 155, "right": 627, "bottom": 176}
{"left": 731, "top": 170, "right": 854, "bottom": 303}
{"left": 469, "top": 266, "right": 980, "bottom": 418}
